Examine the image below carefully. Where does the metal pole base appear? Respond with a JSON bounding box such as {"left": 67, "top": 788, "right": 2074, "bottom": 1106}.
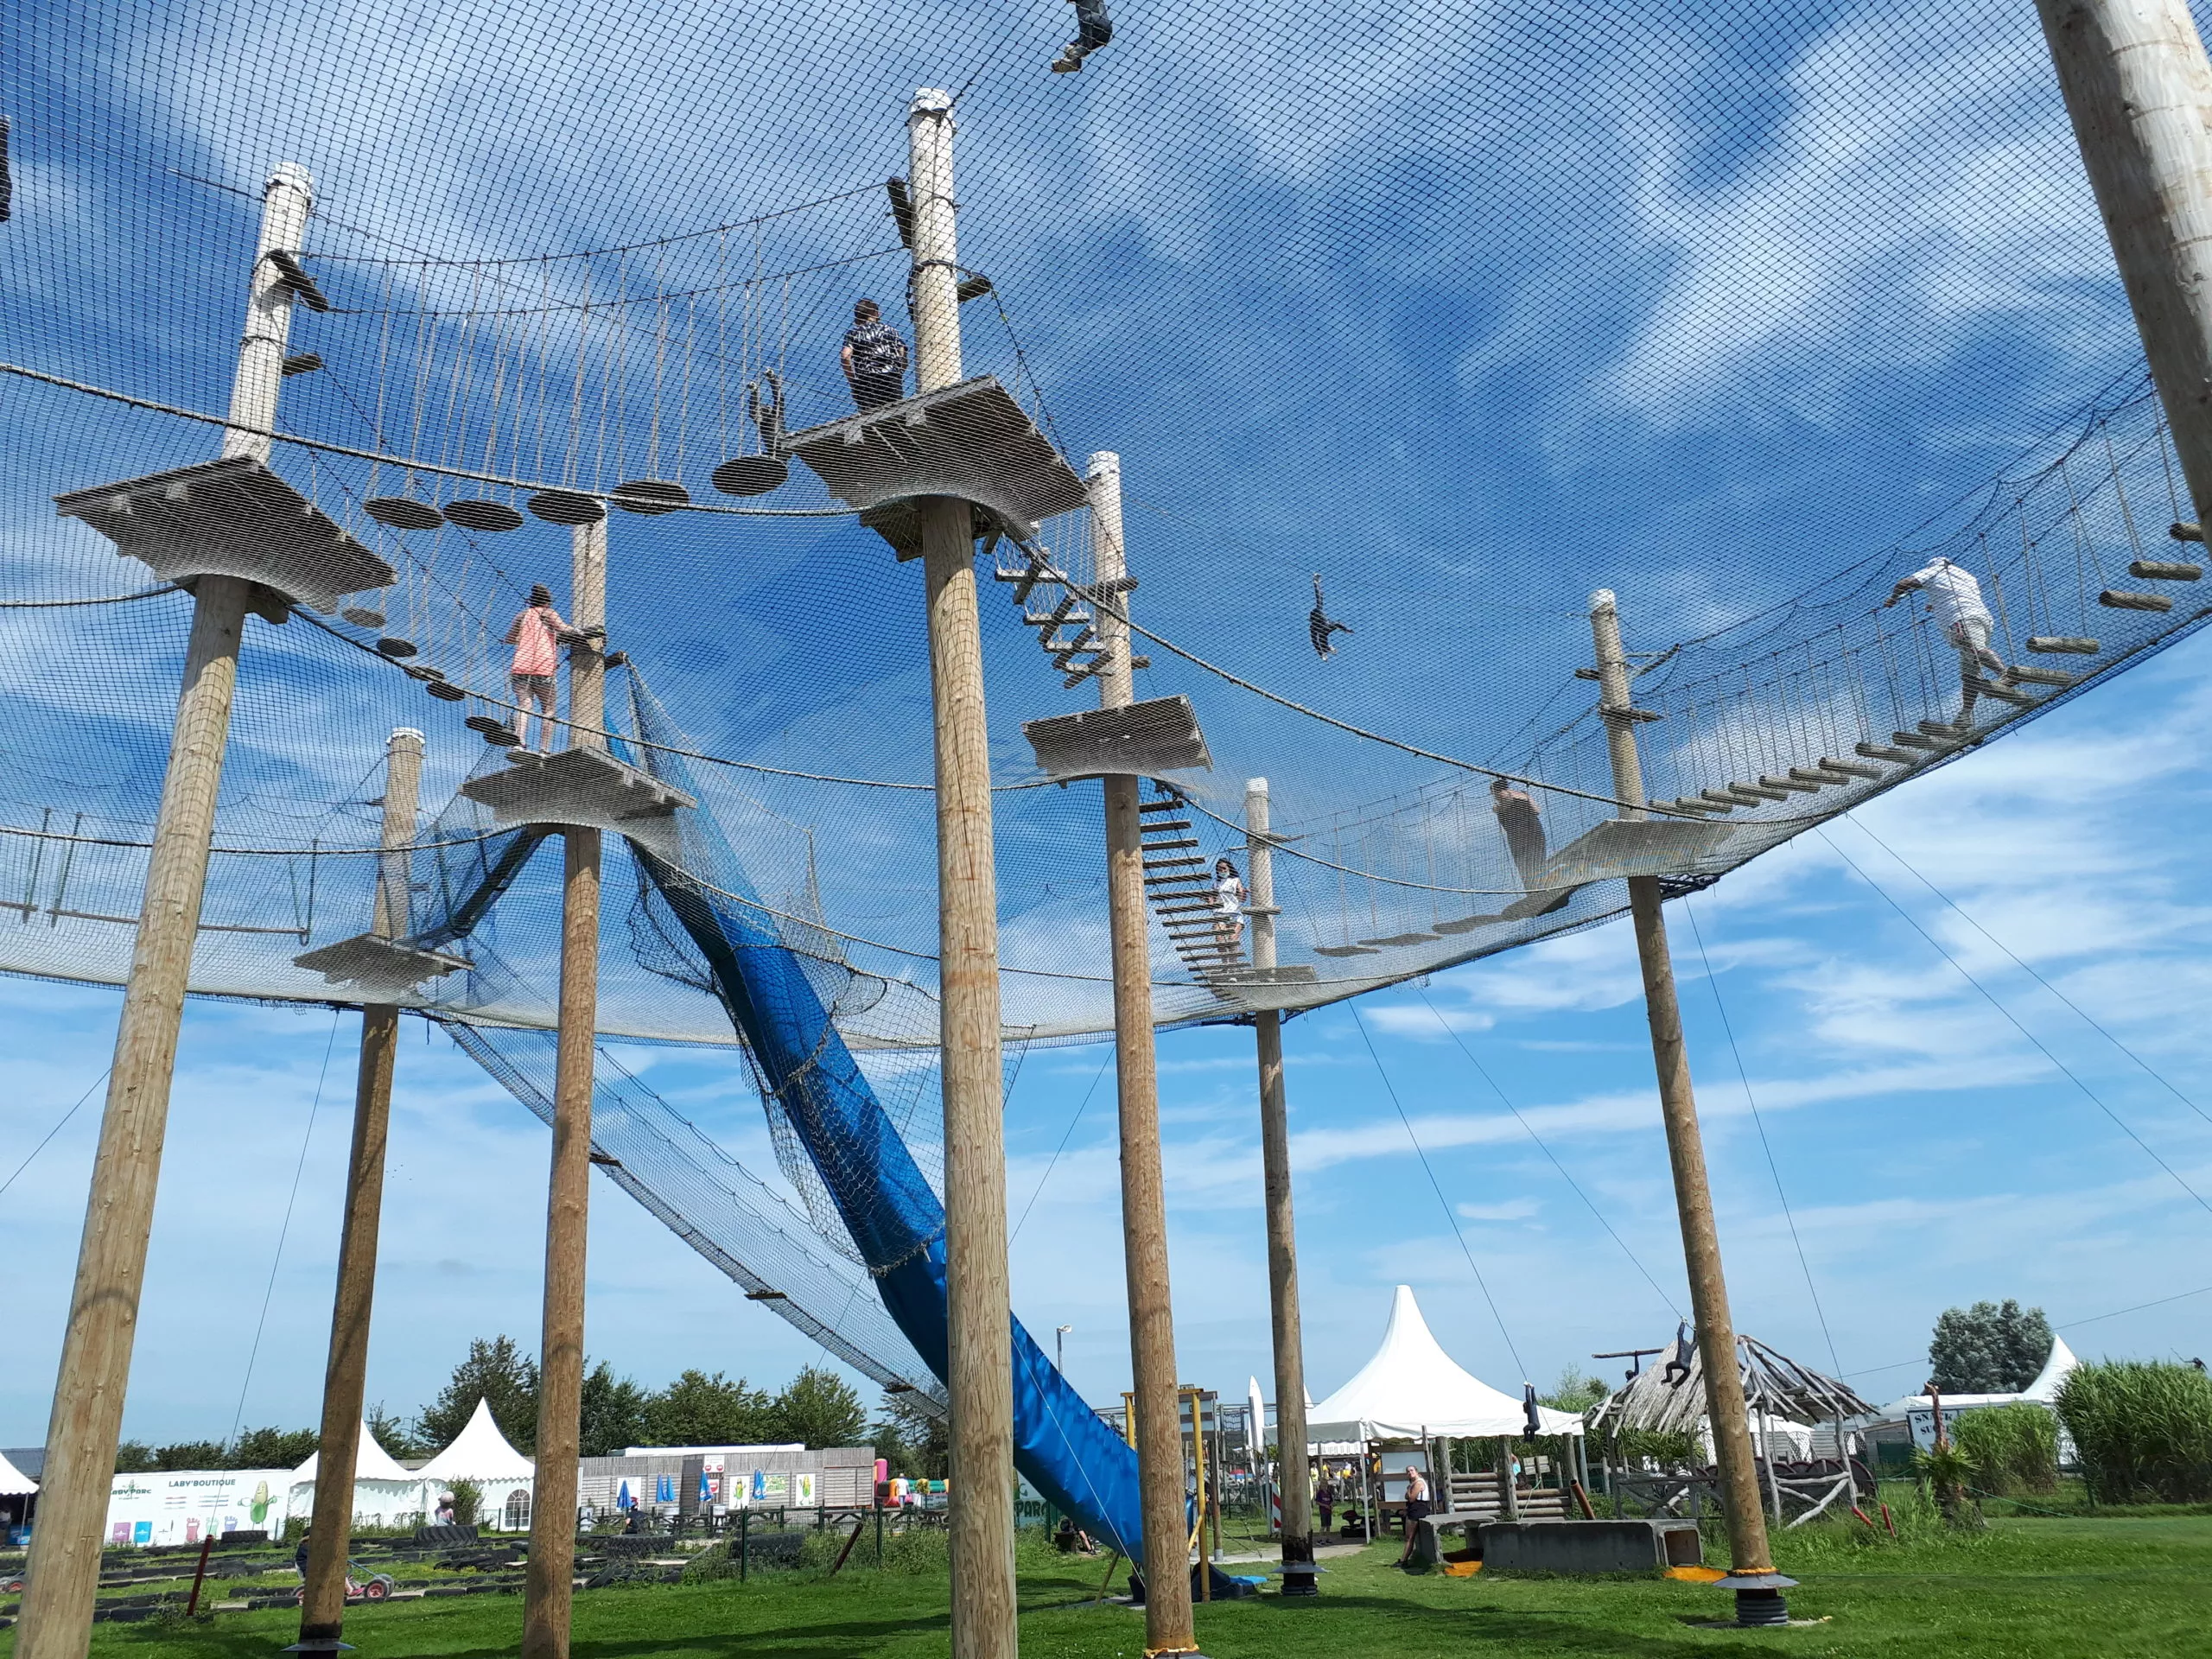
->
{"left": 1278, "top": 1568, "right": 1320, "bottom": 1597}
{"left": 1713, "top": 1570, "right": 1798, "bottom": 1627}
{"left": 1733, "top": 1589, "right": 1789, "bottom": 1626}
{"left": 280, "top": 1639, "right": 357, "bottom": 1653}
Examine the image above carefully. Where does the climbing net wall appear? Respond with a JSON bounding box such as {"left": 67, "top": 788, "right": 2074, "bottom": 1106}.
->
{"left": 2, "top": 0, "right": 2203, "bottom": 1050}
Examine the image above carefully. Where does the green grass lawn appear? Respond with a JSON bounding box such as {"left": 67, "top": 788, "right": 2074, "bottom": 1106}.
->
{"left": 7, "top": 1516, "right": 2207, "bottom": 1658}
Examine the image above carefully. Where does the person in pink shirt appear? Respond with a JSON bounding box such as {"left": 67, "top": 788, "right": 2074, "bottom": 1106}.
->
{"left": 502, "top": 583, "right": 571, "bottom": 753}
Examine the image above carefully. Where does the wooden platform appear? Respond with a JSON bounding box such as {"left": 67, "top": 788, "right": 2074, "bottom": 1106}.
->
{"left": 293, "top": 931, "right": 472, "bottom": 998}
{"left": 1540, "top": 817, "right": 1735, "bottom": 886}
{"left": 1022, "top": 695, "right": 1212, "bottom": 782}
{"left": 55, "top": 454, "right": 396, "bottom": 614}
{"left": 459, "top": 747, "right": 697, "bottom": 854}
{"left": 783, "top": 376, "right": 1089, "bottom": 542}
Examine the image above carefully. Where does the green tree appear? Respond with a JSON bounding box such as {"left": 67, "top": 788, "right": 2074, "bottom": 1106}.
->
{"left": 874, "top": 1390, "right": 949, "bottom": 1480}
{"left": 1541, "top": 1368, "right": 1610, "bottom": 1414}
{"left": 231, "top": 1426, "right": 319, "bottom": 1469}
{"left": 643, "top": 1369, "right": 770, "bottom": 1446}
{"left": 580, "top": 1360, "right": 651, "bottom": 1457}
{"left": 416, "top": 1335, "right": 540, "bottom": 1455}
{"left": 766, "top": 1365, "right": 868, "bottom": 1447}
{"left": 366, "top": 1400, "right": 420, "bottom": 1460}
{"left": 1929, "top": 1300, "right": 2053, "bottom": 1393}
{"left": 150, "top": 1440, "right": 227, "bottom": 1471}
{"left": 113, "top": 1441, "right": 156, "bottom": 1474}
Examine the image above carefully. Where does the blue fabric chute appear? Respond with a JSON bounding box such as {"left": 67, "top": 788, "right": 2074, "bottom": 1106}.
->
{"left": 631, "top": 840, "right": 1147, "bottom": 1554}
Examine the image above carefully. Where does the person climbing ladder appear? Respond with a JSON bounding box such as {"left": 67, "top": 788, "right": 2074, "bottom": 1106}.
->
{"left": 1885, "top": 554, "right": 2012, "bottom": 731}
{"left": 503, "top": 582, "right": 573, "bottom": 753}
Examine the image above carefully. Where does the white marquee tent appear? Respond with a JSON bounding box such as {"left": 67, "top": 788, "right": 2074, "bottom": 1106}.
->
{"left": 416, "top": 1398, "right": 536, "bottom": 1530}
{"left": 0, "top": 1449, "right": 35, "bottom": 1498}
{"left": 286, "top": 1425, "right": 430, "bottom": 1528}
{"left": 1879, "top": 1336, "right": 2082, "bottom": 1450}
{"left": 1308, "top": 1285, "right": 1584, "bottom": 1442}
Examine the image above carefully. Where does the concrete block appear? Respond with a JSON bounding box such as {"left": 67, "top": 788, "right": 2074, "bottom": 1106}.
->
{"left": 1477, "top": 1518, "right": 1702, "bottom": 1574}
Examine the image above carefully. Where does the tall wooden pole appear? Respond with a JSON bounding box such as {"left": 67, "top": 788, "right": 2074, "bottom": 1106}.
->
{"left": 519, "top": 518, "right": 607, "bottom": 1659}
{"left": 908, "top": 87, "right": 1019, "bottom": 1659}
{"left": 1090, "top": 452, "right": 1199, "bottom": 1650}
{"left": 1590, "top": 589, "right": 1784, "bottom": 1624}
{"left": 296, "top": 727, "right": 423, "bottom": 1653}
{"left": 2040, "top": 0, "right": 2212, "bottom": 519}
{"left": 1246, "top": 778, "right": 1314, "bottom": 1597}
{"left": 16, "top": 162, "right": 313, "bottom": 1659}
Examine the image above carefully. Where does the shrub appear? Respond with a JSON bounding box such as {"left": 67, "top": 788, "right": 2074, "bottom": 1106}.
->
{"left": 447, "top": 1478, "right": 484, "bottom": 1528}
{"left": 2055, "top": 1361, "right": 2212, "bottom": 1504}
{"left": 1950, "top": 1403, "right": 2058, "bottom": 1496}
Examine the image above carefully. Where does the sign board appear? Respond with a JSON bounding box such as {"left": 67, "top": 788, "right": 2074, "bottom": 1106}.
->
{"left": 104, "top": 1470, "right": 296, "bottom": 1548}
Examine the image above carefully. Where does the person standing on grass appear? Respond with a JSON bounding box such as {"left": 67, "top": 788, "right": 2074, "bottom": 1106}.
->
{"left": 502, "top": 582, "right": 573, "bottom": 753}
{"left": 1398, "top": 1462, "right": 1432, "bottom": 1564}
{"left": 1314, "top": 1471, "right": 1337, "bottom": 1535}
{"left": 841, "top": 298, "right": 907, "bottom": 410}
{"left": 1491, "top": 777, "right": 1548, "bottom": 891}
{"left": 1885, "top": 554, "right": 2012, "bottom": 732}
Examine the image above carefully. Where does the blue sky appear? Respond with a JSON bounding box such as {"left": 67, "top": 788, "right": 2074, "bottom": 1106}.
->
{"left": 7, "top": 630, "right": 2210, "bottom": 1446}
{"left": 5, "top": 0, "right": 2212, "bottom": 1450}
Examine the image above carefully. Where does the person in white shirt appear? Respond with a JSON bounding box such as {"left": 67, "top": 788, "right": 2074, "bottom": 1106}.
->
{"left": 1885, "top": 556, "right": 2011, "bottom": 731}
{"left": 1211, "top": 857, "right": 1248, "bottom": 957}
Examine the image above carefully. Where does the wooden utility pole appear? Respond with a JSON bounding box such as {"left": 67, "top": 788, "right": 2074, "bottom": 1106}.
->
{"left": 1589, "top": 588, "right": 1786, "bottom": 1626}
{"left": 520, "top": 517, "right": 607, "bottom": 1659}
{"left": 1246, "top": 777, "right": 1315, "bottom": 1597}
{"left": 16, "top": 162, "right": 314, "bottom": 1659}
{"left": 1090, "top": 451, "right": 1198, "bottom": 1649}
{"left": 296, "top": 726, "right": 423, "bottom": 1653}
{"left": 2039, "top": 0, "right": 2212, "bottom": 518}
{"left": 908, "top": 87, "right": 1019, "bottom": 1659}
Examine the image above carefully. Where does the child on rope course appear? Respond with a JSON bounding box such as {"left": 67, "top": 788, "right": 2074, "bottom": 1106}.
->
{"left": 503, "top": 582, "right": 573, "bottom": 753}
{"left": 1052, "top": 0, "right": 1113, "bottom": 73}
{"left": 1212, "top": 856, "right": 1248, "bottom": 957}
{"left": 1884, "top": 555, "right": 2012, "bottom": 731}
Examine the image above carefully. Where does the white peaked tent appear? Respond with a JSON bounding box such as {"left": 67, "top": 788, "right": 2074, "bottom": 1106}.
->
{"left": 416, "top": 1398, "right": 536, "bottom": 1529}
{"left": 1308, "top": 1285, "right": 1582, "bottom": 1441}
{"left": 287, "top": 1425, "right": 429, "bottom": 1526}
{"left": 1878, "top": 1336, "right": 2083, "bottom": 1420}
{"left": 0, "top": 1447, "right": 35, "bottom": 1497}
{"left": 290, "top": 1427, "right": 417, "bottom": 1484}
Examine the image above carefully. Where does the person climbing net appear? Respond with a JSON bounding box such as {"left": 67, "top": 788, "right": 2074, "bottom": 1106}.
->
{"left": 1309, "top": 574, "right": 1352, "bottom": 658}
{"left": 1052, "top": 0, "right": 1113, "bottom": 73}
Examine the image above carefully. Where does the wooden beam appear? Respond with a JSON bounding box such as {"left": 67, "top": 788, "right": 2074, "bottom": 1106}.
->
{"left": 910, "top": 86, "right": 1018, "bottom": 1659}
{"left": 1091, "top": 450, "right": 1198, "bottom": 1652}
{"left": 16, "top": 163, "right": 314, "bottom": 1659}
{"left": 298, "top": 728, "right": 423, "bottom": 1652}
{"left": 520, "top": 518, "right": 609, "bottom": 1659}
{"left": 1592, "top": 589, "right": 1784, "bottom": 1625}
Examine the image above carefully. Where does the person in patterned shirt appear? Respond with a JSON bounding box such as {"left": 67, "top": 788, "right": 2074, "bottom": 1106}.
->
{"left": 841, "top": 298, "right": 908, "bottom": 410}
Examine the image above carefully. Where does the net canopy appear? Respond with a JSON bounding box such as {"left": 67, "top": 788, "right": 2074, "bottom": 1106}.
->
{"left": 2, "top": 1, "right": 2202, "bottom": 1052}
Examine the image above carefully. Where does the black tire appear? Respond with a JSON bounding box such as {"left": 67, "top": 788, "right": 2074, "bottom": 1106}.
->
{"left": 362, "top": 1580, "right": 391, "bottom": 1602}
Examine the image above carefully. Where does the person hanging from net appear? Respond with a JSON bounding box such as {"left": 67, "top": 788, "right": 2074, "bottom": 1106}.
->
{"left": 1309, "top": 573, "right": 1352, "bottom": 658}
{"left": 1052, "top": 0, "right": 1113, "bottom": 73}
{"left": 503, "top": 582, "right": 573, "bottom": 754}
{"left": 1490, "top": 777, "right": 1547, "bottom": 893}
{"left": 1884, "top": 554, "right": 2012, "bottom": 731}
{"left": 841, "top": 298, "right": 907, "bottom": 410}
